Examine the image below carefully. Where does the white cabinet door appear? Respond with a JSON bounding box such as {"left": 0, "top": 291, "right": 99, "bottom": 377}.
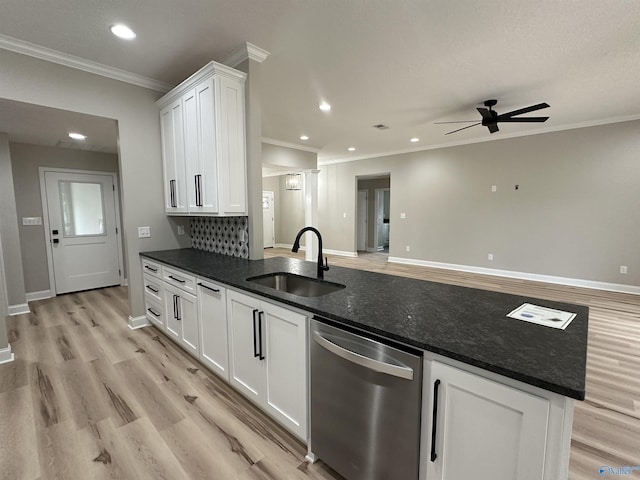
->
{"left": 216, "top": 74, "right": 247, "bottom": 214}
{"left": 426, "top": 361, "right": 550, "bottom": 480}
{"left": 195, "top": 78, "right": 219, "bottom": 214}
{"left": 164, "top": 283, "right": 182, "bottom": 341}
{"left": 263, "top": 302, "right": 307, "bottom": 440}
{"left": 227, "top": 290, "right": 265, "bottom": 402}
{"left": 198, "top": 279, "right": 229, "bottom": 380}
{"left": 183, "top": 87, "right": 200, "bottom": 213}
{"left": 160, "top": 99, "right": 187, "bottom": 214}
{"left": 179, "top": 292, "right": 199, "bottom": 357}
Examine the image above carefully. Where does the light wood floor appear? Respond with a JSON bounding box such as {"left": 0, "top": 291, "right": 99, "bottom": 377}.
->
{"left": 0, "top": 249, "right": 638, "bottom": 479}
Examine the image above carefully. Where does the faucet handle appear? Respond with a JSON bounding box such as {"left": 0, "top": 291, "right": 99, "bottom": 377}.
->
{"left": 322, "top": 256, "right": 330, "bottom": 271}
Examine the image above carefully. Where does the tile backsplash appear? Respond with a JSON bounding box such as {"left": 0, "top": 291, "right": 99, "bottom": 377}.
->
{"left": 190, "top": 216, "right": 249, "bottom": 259}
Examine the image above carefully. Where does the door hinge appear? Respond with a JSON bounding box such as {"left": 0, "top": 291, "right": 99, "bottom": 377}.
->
{"left": 112, "top": 184, "right": 115, "bottom": 191}
{"left": 116, "top": 227, "right": 118, "bottom": 234}
{"left": 119, "top": 269, "right": 121, "bottom": 276}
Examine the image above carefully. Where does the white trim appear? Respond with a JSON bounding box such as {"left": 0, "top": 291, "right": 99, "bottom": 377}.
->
{"left": 318, "top": 115, "right": 640, "bottom": 166}
{"left": 262, "top": 137, "right": 321, "bottom": 154}
{"left": 26, "top": 290, "right": 53, "bottom": 302}
{"left": 324, "top": 249, "right": 358, "bottom": 258}
{"left": 223, "top": 42, "right": 271, "bottom": 67}
{"left": 0, "top": 33, "right": 173, "bottom": 93}
{"left": 39, "top": 167, "right": 124, "bottom": 296}
{"left": 275, "top": 243, "right": 302, "bottom": 251}
{"left": 8, "top": 303, "right": 30, "bottom": 315}
{"left": 128, "top": 315, "right": 150, "bottom": 330}
{"left": 0, "top": 344, "right": 14, "bottom": 365}
{"left": 388, "top": 256, "right": 640, "bottom": 295}
{"left": 121, "top": 277, "right": 129, "bottom": 287}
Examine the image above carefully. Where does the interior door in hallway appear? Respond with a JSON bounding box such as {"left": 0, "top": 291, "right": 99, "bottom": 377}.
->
{"left": 357, "top": 190, "right": 367, "bottom": 251}
{"left": 263, "top": 191, "right": 275, "bottom": 248}
{"left": 43, "top": 170, "right": 121, "bottom": 294}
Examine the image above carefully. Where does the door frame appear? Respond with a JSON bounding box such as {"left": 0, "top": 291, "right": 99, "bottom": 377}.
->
{"left": 39, "top": 167, "right": 125, "bottom": 295}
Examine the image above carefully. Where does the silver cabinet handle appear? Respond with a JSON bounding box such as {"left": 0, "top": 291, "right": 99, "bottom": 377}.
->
{"left": 312, "top": 331, "right": 414, "bottom": 380}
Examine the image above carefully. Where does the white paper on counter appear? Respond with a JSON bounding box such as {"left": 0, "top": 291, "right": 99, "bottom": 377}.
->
{"left": 507, "top": 303, "right": 576, "bottom": 330}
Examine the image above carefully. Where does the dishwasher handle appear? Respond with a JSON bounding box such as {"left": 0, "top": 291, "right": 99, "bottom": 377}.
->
{"left": 312, "top": 331, "right": 414, "bottom": 380}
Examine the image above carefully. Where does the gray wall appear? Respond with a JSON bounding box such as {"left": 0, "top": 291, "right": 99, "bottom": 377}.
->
{"left": 10, "top": 143, "right": 121, "bottom": 293}
{"left": 357, "top": 177, "right": 390, "bottom": 250}
{"left": 262, "top": 143, "right": 317, "bottom": 170}
{"left": 319, "top": 120, "right": 640, "bottom": 287}
{"left": 261, "top": 175, "right": 306, "bottom": 246}
{"left": 0, "top": 133, "right": 27, "bottom": 308}
{"left": 0, "top": 49, "right": 191, "bottom": 318}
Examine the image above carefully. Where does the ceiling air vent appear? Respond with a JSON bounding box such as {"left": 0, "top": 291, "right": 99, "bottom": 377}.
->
{"left": 372, "top": 124, "right": 389, "bottom": 130}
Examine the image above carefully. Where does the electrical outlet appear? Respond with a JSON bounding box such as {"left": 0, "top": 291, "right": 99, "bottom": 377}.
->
{"left": 488, "top": 253, "right": 494, "bottom": 261}
{"left": 491, "top": 185, "right": 497, "bottom": 192}
{"left": 138, "top": 226, "right": 151, "bottom": 238}
{"left": 620, "top": 265, "right": 628, "bottom": 274}
{"left": 406, "top": 245, "right": 410, "bottom": 252}
{"left": 177, "top": 225, "right": 185, "bottom": 235}
{"left": 343, "top": 212, "right": 347, "bottom": 218}
{"left": 400, "top": 213, "right": 406, "bottom": 219}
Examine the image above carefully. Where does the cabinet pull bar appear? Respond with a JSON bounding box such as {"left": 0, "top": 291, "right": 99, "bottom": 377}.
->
{"left": 168, "top": 275, "right": 186, "bottom": 284}
{"left": 430, "top": 379, "right": 441, "bottom": 462}
{"left": 195, "top": 174, "right": 203, "bottom": 207}
{"left": 258, "top": 310, "right": 265, "bottom": 360}
{"left": 170, "top": 179, "right": 176, "bottom": 208}
{"left": 198, "top": 282, "right": 219, "bottom": 293}
{"left": 175, "top": 295, "right": 181, "bottom": 321}
{"left": 144, "top": 265, "right": 158, "bottom": 273}
{"left": 146, "top": 285, "right": 159, "bottom": 293}
{"left": 252, "top": 309, "right": 260, "bottom": 357}
{"left": 173, "top": 295, "right": 177, "bottom": 319}
{"left": 147, "top": 308, "right": 160, "bottom": 317}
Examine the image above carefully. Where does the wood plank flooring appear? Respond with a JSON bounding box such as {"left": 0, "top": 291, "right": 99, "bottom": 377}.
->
{"left": 265, "top": 248, "right": 640, "bottom": 480}
{"left": 1, "top": 249, "right": 638, "bottom": 479}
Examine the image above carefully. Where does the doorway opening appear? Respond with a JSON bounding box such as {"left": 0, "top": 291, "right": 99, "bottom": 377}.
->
{"left": 356, "top": 174, "right": 390, "bottom": 256}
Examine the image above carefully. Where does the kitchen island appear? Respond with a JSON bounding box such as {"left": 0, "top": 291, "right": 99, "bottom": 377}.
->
{"left": 140, "top": 248, "right": 588, "bottom": 480}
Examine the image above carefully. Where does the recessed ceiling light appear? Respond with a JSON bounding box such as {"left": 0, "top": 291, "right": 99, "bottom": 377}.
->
{"left": 300, "top": 135, "right": 309, "bottom": 141}
{"left": 410, "top": 137, "right": 420, "bottom": 143}
{"left": 319, "top": 102, "right": 331, "bottom": 112}
{"left": 110, "top": 24, "right": 137, "bottom": 40}
{"left": 348, "top": 147, "right": 356, "bottom": 152}
{"left": 68, "top": 132, "right": 86, "bottom": 140}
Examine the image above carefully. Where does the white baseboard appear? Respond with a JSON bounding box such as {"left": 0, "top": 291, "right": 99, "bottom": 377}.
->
{"left": 388, "top": 256, "right": 640, "bottom": 295}
{"left": 8, "top": 303, "right": 30, "bottom": 316}
{"left": 274, "top": 243, "right": 301, "bottom": 250}
{"left": 323, "top": 249, "right": 358, "bottom": 258}
{"left": 128, "top": 315, "right": 150, "bottom": 330}
{"left": 26, "top": 289, "right": 54, "bottom": 302}
{"left": 0, "top": 344, "right": 14, "bottom": 365}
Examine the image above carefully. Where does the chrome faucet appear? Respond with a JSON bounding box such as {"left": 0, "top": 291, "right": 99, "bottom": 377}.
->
{"left": 292, "top": 226, "right": 329, "bottom": 279}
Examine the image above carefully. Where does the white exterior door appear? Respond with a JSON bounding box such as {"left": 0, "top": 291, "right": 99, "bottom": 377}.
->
{"left": 43, "top": 171, "right": 121, "bottom": 294}
{"left": 357, "top": 190, "right": 367, "bottom": 251}
{"left": 263, "top": 191, "right": 275, "bottom": 248}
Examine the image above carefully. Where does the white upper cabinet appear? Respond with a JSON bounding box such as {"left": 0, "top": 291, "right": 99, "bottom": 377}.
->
{"left": 157, "top": 62, "right": 247, "bottom": 216}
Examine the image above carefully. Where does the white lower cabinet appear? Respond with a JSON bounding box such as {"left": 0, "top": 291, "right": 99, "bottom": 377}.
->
{"left": 197, "top": 279, "right": 229, "bottom": 380}
{"left": 227, "top": 290, "right": 308, "bottom": 440}
{"left": 423, "top": 360, "right": 571, "bottom": 480}
{"left": 163, "top": 283, "right": 199, "bottom": 357}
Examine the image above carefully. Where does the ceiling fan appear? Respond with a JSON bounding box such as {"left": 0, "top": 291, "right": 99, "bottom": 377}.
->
{"left": 436, "top": 99, "right": 550, "bottom": 135}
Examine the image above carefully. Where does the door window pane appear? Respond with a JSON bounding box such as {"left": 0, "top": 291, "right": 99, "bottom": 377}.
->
{"left": 59, "top": 181, "right": 105, "bottom": 236}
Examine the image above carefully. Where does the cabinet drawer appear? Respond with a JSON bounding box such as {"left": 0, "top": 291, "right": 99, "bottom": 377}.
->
{"left": 143, "top": 274, "right": 164, "bottom": 303}
{"left": 145, "top": 298, "right": 165, "bottom": 329}
{"left": 163, "top": 265, "right": 196, "bottom": 294}
{"left": 142, "top": 258, "right": 162, "bottom": 278}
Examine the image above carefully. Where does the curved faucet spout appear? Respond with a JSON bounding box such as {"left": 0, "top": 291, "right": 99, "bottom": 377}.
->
{"left": 292, "top": 226, "right": 329, "bottom": 279}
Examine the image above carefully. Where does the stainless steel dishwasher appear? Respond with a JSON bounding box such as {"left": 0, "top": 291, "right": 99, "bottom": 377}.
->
{"left": 310, "top": 317, "right": 423, "bottom": 480}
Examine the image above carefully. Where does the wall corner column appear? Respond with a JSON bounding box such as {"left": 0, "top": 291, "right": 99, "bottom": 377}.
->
{"left": 304, "top": 169, "right": 320, "bottom": 261}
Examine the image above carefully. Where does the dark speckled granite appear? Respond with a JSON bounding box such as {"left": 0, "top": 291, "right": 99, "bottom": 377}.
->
{"left": 141, "top": 248, "right": 588, "bottom": 400}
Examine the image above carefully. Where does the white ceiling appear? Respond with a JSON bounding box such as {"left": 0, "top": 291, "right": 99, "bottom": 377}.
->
{"left": 0, "top": 0, "right": 639, "bottom": 162}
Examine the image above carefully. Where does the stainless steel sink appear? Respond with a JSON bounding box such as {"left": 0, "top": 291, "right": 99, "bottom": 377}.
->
{"left": 246, "top": 272, "right": 346, "bottom": 297}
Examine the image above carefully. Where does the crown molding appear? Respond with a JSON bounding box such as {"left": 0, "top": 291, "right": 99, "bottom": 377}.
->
{"left": 224, "top": 42, "right": 271, "bottom": 67}
{"left": 318, "top": 114, "right": 640, "bottom": 166}
{"left": 0, "top": 34, "right": 173, "bottom": 93}
{"left": 262, "top": 137, "right": 321, "bottom": 154}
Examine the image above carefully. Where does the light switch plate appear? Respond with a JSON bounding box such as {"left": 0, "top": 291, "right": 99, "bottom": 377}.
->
{"left": 138, "top": 226, "right": 151, "bottom": 238}
{"left": 177, "top": 225, "right": 185, "bottom": 235}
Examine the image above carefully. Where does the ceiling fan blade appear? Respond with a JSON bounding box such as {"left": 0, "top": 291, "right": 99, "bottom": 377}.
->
{"left": 434, "top": 120, "right": 480, "bottom": 124}
{"left": 487, "top": 123, "right": 499, "bottom": 134}
{"left": 498, "top": 103, "right": 550, "bottom": 118}
{"left": 498, "top": 117, "right": 549, "bottom": 123}
{"left": 445, "top": 122, "right": 481, "bottom": 135}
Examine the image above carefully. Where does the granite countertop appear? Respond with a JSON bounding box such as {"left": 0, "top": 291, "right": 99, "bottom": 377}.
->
{"left": 141, "top": 248, "right": 588, "bottom": 400}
